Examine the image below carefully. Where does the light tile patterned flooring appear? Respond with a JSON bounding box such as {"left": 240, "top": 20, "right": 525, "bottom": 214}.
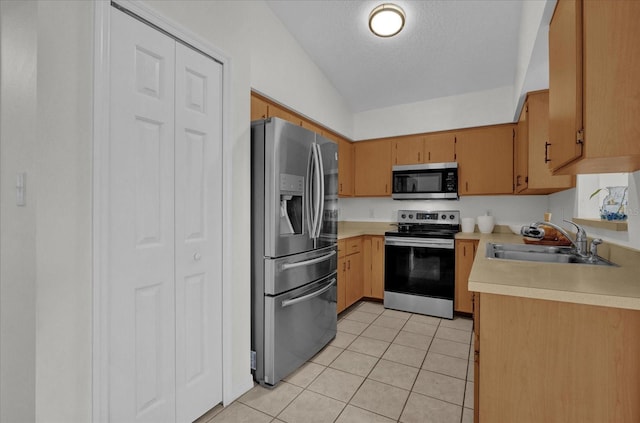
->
{"left": 200, "top": 301, "right": 474, "bottom": 423}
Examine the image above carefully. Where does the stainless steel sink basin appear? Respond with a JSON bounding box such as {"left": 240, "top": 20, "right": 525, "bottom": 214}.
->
{"left": 485, "top": 243, "right": 617, "bottom": 266}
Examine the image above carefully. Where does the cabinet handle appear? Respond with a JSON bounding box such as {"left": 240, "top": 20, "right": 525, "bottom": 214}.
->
{"left": 418, "top": 152, "right": 421, "bottom": 162}
{"left": 463, "top": 245, "right": 466, "bottom": 255}
{"left": 340, "top": 183, "right": 343, "bottom": 192}
{"left": 545, "top": 142, "right": 551, "bottom": 163}
{"left": 465, "top": 182, "right": 469, "bottom": 192}
{"left": 428, "top": 151, "right": 431, "bottom": 161}
{"left": 347, "top": 260, "right": 351, "bottom": 270}
{"left": 385, "top": 184, "right": 388, "bottom": 194}
{"left": 343, "top": 262, "right": 346, "bottom": 271}
{"left": 516, "top": 175, "right": 522, "bottom": 186}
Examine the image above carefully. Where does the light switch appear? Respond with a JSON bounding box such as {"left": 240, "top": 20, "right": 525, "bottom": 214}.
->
{"left": 16, "top": 172, "right": 26, "bottom": 207}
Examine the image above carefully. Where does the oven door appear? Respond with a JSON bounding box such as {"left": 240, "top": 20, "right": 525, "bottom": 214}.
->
{"left": 384, "top": 236, "right": 455, "bottom": 300}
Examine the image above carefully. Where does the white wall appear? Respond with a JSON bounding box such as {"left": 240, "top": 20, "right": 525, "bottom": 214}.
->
{"left": 340, "top": 196, "right": 549, "bottom": 228}
{"left": 352, "top": 85, "right": 515, "bottom": 140}
{"left": 34, "top": 2, "right": 93, "bottom": 421}
{"left": 0, "top": 2, "right": 37, "bottom": 421}
{"left": 549, "top": 171, "right": 640, "bottom": 250}
{"left": 250, "top": 2, "right": 353, "bottom": 139}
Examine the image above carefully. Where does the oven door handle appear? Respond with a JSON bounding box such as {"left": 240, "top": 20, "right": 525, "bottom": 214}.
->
{"left": 280, "top": 250, "right": 336, "bottom": 270}
{"left": 385, "top": 237, "right": 454, "bottom": 249}
{"left": 281, "top": 278, "right": 336, "bottom": 308}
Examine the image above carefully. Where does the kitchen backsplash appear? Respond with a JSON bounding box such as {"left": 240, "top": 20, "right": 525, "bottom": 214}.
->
{"left": 338, "top": 195, "right": 549, "bottom": 226}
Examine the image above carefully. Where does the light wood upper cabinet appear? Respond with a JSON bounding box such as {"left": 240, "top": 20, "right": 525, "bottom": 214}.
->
{"left": 456, "top": 125, "right": 515, "bottom": 195}
{"left": 455, "top": 239, "right": 477, "bottom": 314}
{"left": 392, "top": 135, "right": 424, "bottom": 165}
{"left": 516, "top": 90, "right": 575, "bottom": 194}
{"left": 548, "top": 0, "right": 583, "bottom": 171}
{"left": 251, "top": 95, "right": 269, "bottom": 121}
{"left": 354, "top": 139, "right": 392, "bottom": 196}
{"left": 424, "top": 132, "right": 456, "bottom": 163}
{"left": 392, "top": 133, "right": 455, "bottom": 165}
{"left": 337, "top": 137, "right": 354, "bottom": 197}
{"left": 549, "top": 0, "right": 640, "bottom": 174}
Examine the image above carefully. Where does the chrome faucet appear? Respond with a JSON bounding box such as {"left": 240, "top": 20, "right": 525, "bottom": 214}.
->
{"left": 521, "top": 219, "right": 594, "bottom": 257}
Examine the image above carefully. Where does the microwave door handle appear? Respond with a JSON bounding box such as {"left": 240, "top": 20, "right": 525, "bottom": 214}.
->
{"left": 281, "top": 278, "right": 336, "bottom": 308}
{"left": 315, "top": 143, "right": 325, "bottom": 238}
{"left": 280, "top": 250, "right": 336, "bottom": 270}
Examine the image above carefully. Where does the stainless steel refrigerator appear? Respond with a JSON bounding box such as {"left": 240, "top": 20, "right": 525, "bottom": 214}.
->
{"left": 251, "top": 117, "right": 338, "bottom": 386}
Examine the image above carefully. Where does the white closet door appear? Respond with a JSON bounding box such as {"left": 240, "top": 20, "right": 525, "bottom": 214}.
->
{"left": 174, "top": 43, "right": 223, "bottom": 422}
{"left": 109, "top": 9, "right": 176, "bottom": 423}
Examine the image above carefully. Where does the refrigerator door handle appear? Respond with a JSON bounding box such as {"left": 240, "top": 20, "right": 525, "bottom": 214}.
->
{"left": 280, "top": 250, "right": 337, "bottom": 271}
{"left": 311, "top": 143, "right": 322, "bottom": 239}
{"left": 315, "top": 143, "right": 325, "bottom": 239}
{"left": 306, "top": 148, "right": 315, "bottom": 236}
{"left": 281, "top": 278, "right": 336, "bottom": 308}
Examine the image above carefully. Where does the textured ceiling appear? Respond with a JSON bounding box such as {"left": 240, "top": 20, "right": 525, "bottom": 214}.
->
{"left": 266, "top": 0, "right": 524, "bottom": 113}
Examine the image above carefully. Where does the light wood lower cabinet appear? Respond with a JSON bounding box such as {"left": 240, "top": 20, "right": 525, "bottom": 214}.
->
{"left": 343, "top": 237, "right": 363, "bottom": 309}
{"left": 455, "top": 239, "right": 477, "bottom": 314}
{"left": 338, "top": 237, "right": 363, "bottom": 313}
{"left": 475, "top": 292, "right": 640, "bottom": 423}
{"left": 363, "top": 236, "right": 384, "bottom": 300}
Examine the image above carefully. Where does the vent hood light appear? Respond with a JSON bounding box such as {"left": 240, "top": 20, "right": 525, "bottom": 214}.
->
{"left": 369, "top": 3, "right": 406, "bottom": 37}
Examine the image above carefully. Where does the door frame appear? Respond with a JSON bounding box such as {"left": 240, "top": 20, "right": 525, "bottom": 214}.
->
{"left": 92, "top": 1, "right": 234, "bottom": 421}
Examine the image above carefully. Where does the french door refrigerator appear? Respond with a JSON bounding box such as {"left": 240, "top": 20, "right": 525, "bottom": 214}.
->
{"left": 251, "top": 117, "right": 338, "bottom": 386}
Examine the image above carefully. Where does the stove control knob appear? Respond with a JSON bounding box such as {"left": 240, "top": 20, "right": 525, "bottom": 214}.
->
{"left": 408, "top": 214, "right": 414, "bottom": 219}
{"left": 401, "top": 213, "right": 406, "bottom": 219}
{"left": 450, "top": 214, "right": 455, "bottom": 220}
{"left": 441, "top": 214, "right": 447, "bottom": 220}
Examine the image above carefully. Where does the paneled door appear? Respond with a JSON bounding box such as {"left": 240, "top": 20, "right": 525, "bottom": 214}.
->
{"left": 108, "top": 8, "right": 222, "bottom": 423}
{"left": 174, "top": 43, "right": 223, "bottom": 423}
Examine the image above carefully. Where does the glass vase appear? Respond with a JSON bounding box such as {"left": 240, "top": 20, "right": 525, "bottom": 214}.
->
{"left": 600, "top": 186, "right": 628, "bottom": 221}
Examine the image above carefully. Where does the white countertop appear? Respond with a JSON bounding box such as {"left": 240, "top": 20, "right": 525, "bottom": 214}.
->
{"left": 466, "top": 233, "right": 640, "bottom": 311}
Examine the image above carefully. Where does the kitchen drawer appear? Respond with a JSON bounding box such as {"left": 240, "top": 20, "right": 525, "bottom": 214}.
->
{"left": 337, "top": 239, "right": 346, "bottom": 258}
{"left": 345, "top": 237, "right": 361, "bottom": 255}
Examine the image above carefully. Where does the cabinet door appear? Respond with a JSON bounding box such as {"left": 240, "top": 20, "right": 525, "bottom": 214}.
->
{"left": 582, "top": 0, "right": 640, "bottom": 168}
{"left": 268, "top": 103, "right": 301, "bottom": 126}
{"left": 338, "top": 138, "right": 354, "bottom": 196}
{"left": 251, "top": 95, "right": 268, "bottom": 121}
{"left": 392, "top": 136, "right": 424, "bottom": 165}
{"left": 514, "top": 102, "right": 529, "bottom": 193}
{"left": 455, "top": 240, "right": 476, "bottom": 314}
{"left": 370, "top": 236, "right": 385, "bottom": 299}
{"left": 548, "top": 0, "right": 583, "bottom": 171}
{"left": 354, "top": 140, "right": 392, "bottom": 196}
{"left": 301, "top": 119, "right": 323, "bottom": 135}
{"left": 362, "top": 237, "right": 373, "bottom": 297}
{"left": 526, "top": 91, "right": 575, "bottom": 191}
{"left": 345, "top": 252, "right": 363, "bottom": 308}
{"left": 457, "top": 126, "right": 514, "bottom": 195}
{"left": 337, "top": 255, "right": 347, "bottom": 313}
{"left": 424, "top": 132, "right": 456, "bottom": 163}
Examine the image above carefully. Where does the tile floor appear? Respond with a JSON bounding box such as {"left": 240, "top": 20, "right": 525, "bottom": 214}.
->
{"left": 200, "top": 300, "right": 474, "bottom": 423}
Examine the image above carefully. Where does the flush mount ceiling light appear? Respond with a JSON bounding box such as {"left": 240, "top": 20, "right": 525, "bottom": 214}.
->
{"left": 369, "top": 3, "right": 406, "bottom": 37}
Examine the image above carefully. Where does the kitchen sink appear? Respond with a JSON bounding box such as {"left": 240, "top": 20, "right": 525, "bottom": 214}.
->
{"left": 485, "top": 243, "right": 617, "bottom": 266}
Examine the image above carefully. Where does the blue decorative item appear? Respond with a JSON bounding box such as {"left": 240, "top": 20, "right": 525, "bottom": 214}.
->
{"left": 595, "top": 186, "right": 628, "bottom": 221}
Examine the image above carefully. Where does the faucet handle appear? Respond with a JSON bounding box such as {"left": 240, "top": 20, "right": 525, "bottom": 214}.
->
{"left": 590, "top": 238, "right": 603, "bottom": 253}
{"left": 562, "top": 219, "right": 586, "bottom": 239}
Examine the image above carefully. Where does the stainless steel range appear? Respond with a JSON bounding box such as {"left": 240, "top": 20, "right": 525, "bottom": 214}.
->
{"left": 384, "top": 210, "right": 460, "bottom": 319}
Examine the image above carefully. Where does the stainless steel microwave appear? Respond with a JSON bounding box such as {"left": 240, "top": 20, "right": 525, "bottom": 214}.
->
{"left": 392, "top": 162, "right": 459, "bottom": 200}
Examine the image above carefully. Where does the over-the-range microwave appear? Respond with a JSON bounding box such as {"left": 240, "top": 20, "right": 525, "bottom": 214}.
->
{"left": 392, "top": 162, "right": 459, "bottom": 200}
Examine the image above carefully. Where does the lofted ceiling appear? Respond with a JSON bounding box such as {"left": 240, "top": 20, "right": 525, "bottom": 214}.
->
{"left": 265, "top": 0, "right": 537, "bottom": 113}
